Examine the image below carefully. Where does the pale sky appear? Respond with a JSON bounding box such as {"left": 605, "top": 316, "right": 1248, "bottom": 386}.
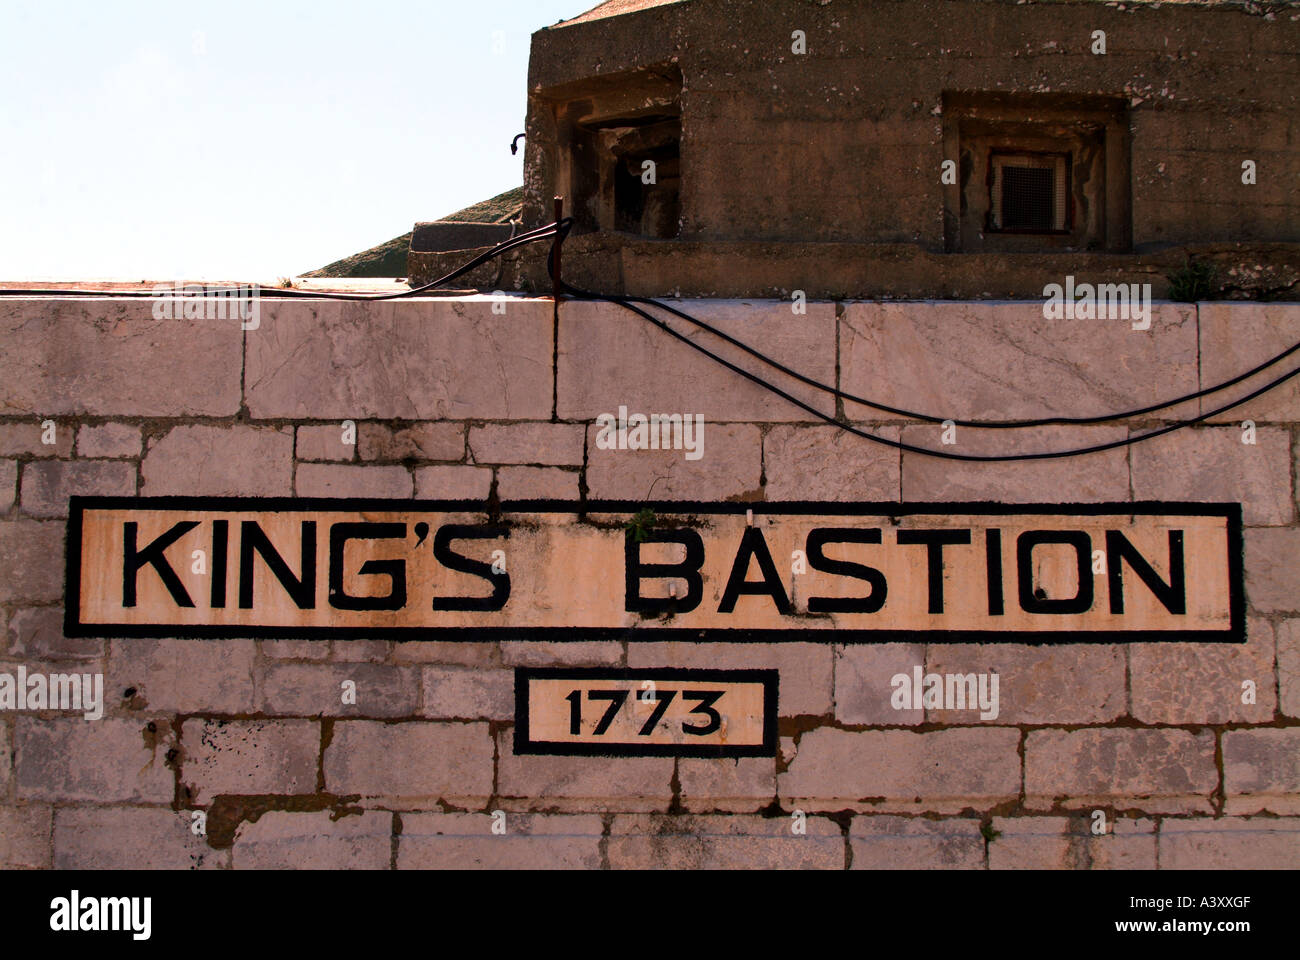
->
{"left": 0, "top": 0, "right": 586, "bottom": 280}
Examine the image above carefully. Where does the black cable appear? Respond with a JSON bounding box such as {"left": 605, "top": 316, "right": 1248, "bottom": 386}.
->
{"left": 548, "top": 239, "right": 1300, "bottom": 461}
{"left": 8, "top": 213, "right": 1295, "bottom": 460}
{"left": 595, "top": 288, "right": 1300, "bottom": 461}
{"left": 615, "top": 292, "right": 1300, "bottom": 428}
{"left": 0, "top": 222, "right": 560, "bottom": 302}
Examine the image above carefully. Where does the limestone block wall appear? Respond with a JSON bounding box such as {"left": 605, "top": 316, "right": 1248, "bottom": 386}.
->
{"left": 0, "top": 294, "right": 1297, "bottom": 869}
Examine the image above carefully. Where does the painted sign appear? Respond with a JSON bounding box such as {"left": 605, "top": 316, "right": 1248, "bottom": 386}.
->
{"left": 513, "top": 668, "right": 778, "bottom": 757}
{"left": 65, "top": 498, "right": 1244, "bottom": 642}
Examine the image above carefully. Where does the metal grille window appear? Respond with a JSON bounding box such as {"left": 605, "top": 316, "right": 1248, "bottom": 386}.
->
{"left": 989, "top": 153, "right": 1069, "bottom": 232}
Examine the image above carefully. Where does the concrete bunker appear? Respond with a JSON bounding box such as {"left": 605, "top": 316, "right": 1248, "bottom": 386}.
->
{"left": 548, "top": 63, "right": 682, "bottom": 239}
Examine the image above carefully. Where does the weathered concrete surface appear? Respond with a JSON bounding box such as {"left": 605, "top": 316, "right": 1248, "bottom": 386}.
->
{"left": 1025, "top": 729, "right": 1219, "bottom": 814}
{"left": 16, "top": 717, "right": 176, "bottom": 803}
{"left": 55, "top": 807, "right": 224, "bottom": 870}
{"left": 988, "top": 817, "right": 1157, "bottom": 871}
{"left": 0, "top": 300, "right": 243, "bottom": 416}
{"left": 925, "top": 644, "right": 1126, "bottom": 726}
{"left": 1200, "top": 302, "right": 1300, "bottom": 423}
{"left": 584, "top": 421, "right": 761, "bottom": 500}
{"left": 778, "top": 727, "right": 1022, "bottom": 813}
{"left": 606, "top": 814, "right": 844, "bottom": 869}
{"left": 229, "top": 810, "right": 393, "bottom": 870}
{"left": 397, "top": 812, "right": 603, "bottom": 869}
{"left": 323, "top": 721, "right": 494, "bottom": 807}
{"left": 181, "top": 719, "right": 319, "bottom": 805}
{"left": 842, "top": 301, "right": 1199, "bottom": 422}
{"left": 412, "top": 233, "right": 1300, "bottom": 300}
{"left": 433, "top": 0, "right": 1300, "bottom": 297}
{"left": 142, "top": 424, "right": 293, "bottom": 497}
{"left": 559, "top": 299, "right": 836, "bottom": 421}
{"left": 110, "top": 638, "right": 257, "bottom": 715}
{"left": 496, "top": 729, "right": 674, "bottom": 813}
{"left": 850, "top": 816, "right": 986, "bottom": 870}
{"left": 245, "top": 298, "right": 553, "bottom": 420}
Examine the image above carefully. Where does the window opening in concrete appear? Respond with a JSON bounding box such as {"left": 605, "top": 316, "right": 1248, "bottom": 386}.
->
{"left": 942, "top": 92, "right": 1130, "bottom": 253}
{"left": 989, "top": 152, "right": 1070, "bottom": 232}
{"left": 596, "top": 116, "right": 681, "bottom": 238}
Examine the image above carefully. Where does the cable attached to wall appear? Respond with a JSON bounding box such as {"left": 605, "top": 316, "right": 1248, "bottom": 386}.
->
{"left": 569, "top": 281, "right": 1300, "bottom": 462}
{"left": 0, "top": 221, "right": 560, "bottom": 302}
{"left": 5, "top": 215, "right": 1296, "bottom": 461}
{"left": 544, "top": 219, "right": 1300, "bottom": 462}
{"left": 615, "top": 292, "right": 1300, "bottom": 428}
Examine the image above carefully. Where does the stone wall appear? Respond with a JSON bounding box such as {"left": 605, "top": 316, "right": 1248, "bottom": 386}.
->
{"left": 1, "top": 293, "right": 1298, "bottom": 869}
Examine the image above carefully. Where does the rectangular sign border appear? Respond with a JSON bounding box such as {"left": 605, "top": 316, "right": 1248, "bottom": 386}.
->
{"left": 64, "top": 496, "right": 1246, "bottom": 644}
{"left": 513, "top": 666, "right": 780, "bottom": 758}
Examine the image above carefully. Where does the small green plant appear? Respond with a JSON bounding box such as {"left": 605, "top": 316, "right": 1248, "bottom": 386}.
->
{"left": 624, "top": 507, "right": 657, "bottom": 542}
{"left": 980, "top": 821, "right": 1001, "bottom": 843}
{"left": 1167, "top": 261, "right": 1214, "bottom": 302}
